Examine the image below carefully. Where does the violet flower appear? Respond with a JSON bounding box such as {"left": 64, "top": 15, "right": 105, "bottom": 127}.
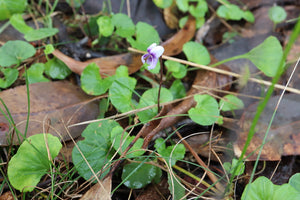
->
{"left": 141, "top": 43, "right": 164, "bottom": 70}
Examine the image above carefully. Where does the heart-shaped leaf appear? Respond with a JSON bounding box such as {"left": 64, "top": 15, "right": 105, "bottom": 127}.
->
{"left": 219, "top": 94, "right": 244, "bottom": 111}
{"left": 26, "top": 63, "right": 50, "bottom": 84}
{"left": 112, "top": 13, "right": 135, "bottom": 38}
{"left": 72, "top": 120, "right": 120, "bottom": 181}
{"left": 109, "top": 76, "right": 137, "bottom": 113}
{"left": 188, "top": 94, "right": 220, "bottom": 126}
{"left": 127, "top": 22, "right": 160, "bottom": 51}
{"left": 243, "top": 36, "right": 283, "bottom": 77}
{"left": 45, "top": 57, "right": 71, "bottom": 79}
{"left": 0, "top": 0, "right": 27, "bottom": 20}
{"left": 183, "top": 41, "right": 210, "bottom": 65}
{"left": 8, "top": 134, "right": 62, "bottom": 192}
{"left": 80, "top": 63, "right": 112, "bottom": 95}
{"left": 0, "top": 68, "right": 18, "bottom": 88}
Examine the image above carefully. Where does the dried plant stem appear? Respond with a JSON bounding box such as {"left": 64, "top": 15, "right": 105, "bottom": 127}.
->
{"left": 128, "top": 47, "right": 300, "bottom": 95}
{"left": 157, "top": 56, "right": 164, "bottom": 113}
{"left": 174, "top": 128, "right": 224, "bottom": 194}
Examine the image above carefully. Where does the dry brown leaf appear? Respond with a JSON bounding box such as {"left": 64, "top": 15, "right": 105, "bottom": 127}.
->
{"left": 52, "top": 17, "right": 196, "bottom": 76}
{"left": 163, "top": 3, "right": 179, "bottom": 29}
{"left": 80, "top": 176, "right": 112, "bottom": 200}
{"left": 0, "top": 191, "right": 14, "bottom": 200}
{"left": 0, "top": 81, "right": 99, "bottom": 146}
{"left": 234, "top": 94, "right": 300, "bottom": 160}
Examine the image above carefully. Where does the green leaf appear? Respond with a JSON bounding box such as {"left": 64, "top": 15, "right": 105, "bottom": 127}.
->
{"left": 127, "top": 22, "right": 160, "bottom": 51}
{"left": 97, "top": 16, "right": 114, "bottom": 37}
{"left": 137, "top": 87, "right": 173, "bottom": 122}
{"left": 7, "top": 134, "right": 62, "bottom": 192}
{"left": 154, "top": 138, "right": 185, "bottom": 166}
{"left": 189, "top": 0, "right": 208, "bottom": 18}
{"left": 216, "top": 4, "right": 244, "bottom": 21}
{"left": 243, "top": 36, "right": 283, "bottom": 77}
{"left": 112, "top": 13, "right": 135, "bottom": 38}
{"left": 176, "top": 0, "right": 189, "bottom": 12}
{"left": 179, "top": 16, "right": 189, "bottom": 28}
{"left": 273, "top": 184, "right": 300, "bottom": 200}
{"left": 188, "top": 94, "right": 220, "bottom": 126}
{"left": 153, "top": 0, "right": 173, "bottom": 8}
{"left": 268, "top": 6, "right": 287, "bottom": 24}
{"left": 165, "top": 60, "right": 187, "bottom": 79}
{"left": 9, "top": 13, "right": 33, "bottom": 34}
{"left": 109, "top": 77, "right": 137, "bottom": 113}
{"left": 44, "top": 57, "right": 71, "bottom": 79}
{"left": 0, "top": 68, "right": 18, "bottom": 89}
{"left": 169, "top": 79, "right": 186, "bottom": 99}
{"left": 0, "top": 40, "right": 36, "bottom": 67}
{"left": 219, "top": 94, "right": 244, "bottom": 111}
{"left": 122, "top": 159, "right": 162, "bottom": 189}
{"left": 26, "top": 63, "right": 50, "bottom": 84}
{"left": 110, "top": 126, "right": 144, "bottom": 158}
{"left": 243, "top": 10, "right": 255, "bottom": 23}
{"left": 241, "top": 176, "right": 274, "bottom": 200}
{"left": 0, "top": 0, "right": 27, "bottom": 20}
{"left": 230, "top": 158, "right": 245, "bottom": 176}
{"left": 289, "top": 173, "right": 300, "bottom": 191}
{"left": 80, "top": 63, "right": 111, "bottom": 95}
{"left": 44, "top": 44, "right": 55, "bottom": 55}
{"left": 115, "top": 65, "right": 129, "bottom": 77}
{"left": 24, "top": 28, "right": 59, "bottom": 41}
{"left": 183, "top": 41, "right": 210, "bottom": 65}
{"left": 168, "top": 173, "right": 186, "bottom": 200}
{"left": 72, "top": 120, "right": 119, "bottom": 181}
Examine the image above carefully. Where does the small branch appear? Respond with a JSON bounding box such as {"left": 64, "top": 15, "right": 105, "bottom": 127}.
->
{"left": 157, "top": 56, "right": 164, "bottom": 113}
{"left": 128, "top": 47, "right": 300, "bottom": 95}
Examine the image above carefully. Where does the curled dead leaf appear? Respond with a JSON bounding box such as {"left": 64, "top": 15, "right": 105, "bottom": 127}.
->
{"left": 52, "top": 17, "right": 196, "bottom": 76}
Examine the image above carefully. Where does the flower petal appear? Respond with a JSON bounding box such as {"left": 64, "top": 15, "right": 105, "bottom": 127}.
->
{"left": 150, "top": 46, "right": 164, "bottom": 58}
{"left": 147, "top": 57, "right": 158, "bottom": 70}
{"left": 141, "top": 53, "right": 149, "bottom": 64}
{"left": 147, "top": 43, "right": 157, "bottom": 52}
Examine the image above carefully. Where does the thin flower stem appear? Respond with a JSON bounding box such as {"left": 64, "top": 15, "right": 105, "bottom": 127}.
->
{"left": 128, "top": 47, "right": 300, "bottom": 94}
{"left": 157, "top": 56, "right": 163, "bottom": 113}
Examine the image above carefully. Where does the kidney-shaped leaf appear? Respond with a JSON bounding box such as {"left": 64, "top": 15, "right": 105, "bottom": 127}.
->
{"left": 0, "top": 40, "right": 36, "bottom": 67}
{"left": 7, "top": 134, "right": 62, "bottom": 192}
{"left": 110, "top": 126, "right": 145, "bottom": 158}
{"left": 137, "top": 87, "right": 173, "bottom": 123}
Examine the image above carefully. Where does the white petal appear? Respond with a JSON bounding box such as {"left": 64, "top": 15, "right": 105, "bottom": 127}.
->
{"left": 151, "top": 46, "right": 164, "bottom": 57}
{"left": 147, "top": 43, "right": 157, "bottom": 52}
{"left": 147, "top": 58, "right": 158, "bottom": 70}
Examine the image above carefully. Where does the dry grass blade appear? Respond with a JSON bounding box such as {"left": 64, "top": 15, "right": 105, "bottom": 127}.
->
{"left": 128, "top": 48, "right": 300, "bottom": 95}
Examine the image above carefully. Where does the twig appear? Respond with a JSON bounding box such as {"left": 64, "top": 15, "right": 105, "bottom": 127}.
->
{"left": 128, "top": 47, "right": 300, "bottom": 95}
{"left": 157, "top": 56, "right": 164, "bottom": 113}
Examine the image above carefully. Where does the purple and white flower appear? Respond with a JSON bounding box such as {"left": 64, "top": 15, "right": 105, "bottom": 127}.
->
{"left": 141, "top": 43, "right": 164, "bottom": 70}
